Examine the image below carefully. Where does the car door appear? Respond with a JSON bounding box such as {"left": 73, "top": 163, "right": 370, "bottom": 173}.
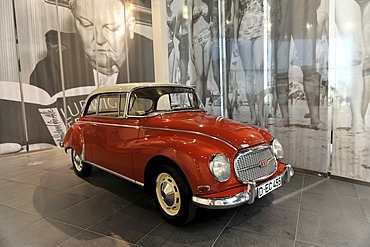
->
{"left": 83, "top": 93, "right": 139, "bottom": 179}
{"left": 80, "top": 94, "right": 99, "bottom": 163}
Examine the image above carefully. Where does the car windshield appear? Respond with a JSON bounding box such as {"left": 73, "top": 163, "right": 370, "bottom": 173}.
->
{"left": 128, "top": 86, "right": 206, "bottom": 116}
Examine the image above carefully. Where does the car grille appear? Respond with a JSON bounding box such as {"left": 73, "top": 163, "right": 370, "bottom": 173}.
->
{"left": 234, "top": 145, "right": 277, "bottom": 183}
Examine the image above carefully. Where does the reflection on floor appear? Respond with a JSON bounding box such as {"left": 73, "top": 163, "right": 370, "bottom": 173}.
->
{"left": 0, "top": 148, "right": 370, "bottom": 247}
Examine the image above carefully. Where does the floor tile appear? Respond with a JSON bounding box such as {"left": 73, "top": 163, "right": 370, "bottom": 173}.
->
{"left": 44, "top": 164, "right": 74, "bottom": 174}
{"left": 283, "top": 172, "right": 304, "bottom": 191}
{"left": 294, "top": 241, "right": 323, "bottom": 247}
{"left": 0, "top": 180, "right": 35, "bottom": 199}
{"left": 296, "top": 209, "right": 370, "bottom": 246}
{"left": 0, "top": 177, "right": 10, "bottom": 184}
{"left": 50, "top": 196, "right": 126, "bottom": 229}
{"left": 86, "top": 180, "right": 147, "bottom": 206}
{"left": 355, "top": 184, "right": 370, "bottom": 200}
{"left": 214, "top": 227, "right": 294, "bottom": 247}
{"left": 88, "top": 196, "right": 163, "bottom": 244}
{"left": 0, "top": 204, "right": 41, "bottom": 240}
{"left": 360, "top": 198, "right": 370, "bottom": 220}
{"left": 303, "top": 176, "right": 357, "bottom": 196}
{"left": 58, "top": 231, "right": 136, "bottom": 247}
{"left": 0, "top": 219, "right": 81, "bottom": 247}
{"left": 1, "top": 149, "right": 370, "bottom": 247}
{"left": 62, "top": 181, "right": 106, "bottom": 198}
{"left": 17, "top": 191, "right": 89, "bottom": 217}
{"left": 228, "top": 204, "right": 298, "bottom": 240}
{"left": 0, "top": 164, "right": 22, "bottom": 177}
{"left": 254, "top": 188, "right": 301, "bottom": 211}
{"left": 37, "top": 172, "right": 85, "bottom": 191}
{"left": 137, "top": 208, "right": 236, "bottom": 247}
{"left": 0, "top": 185, "right": 58, "bottom": 208}
{"left": 1, "top": 168, "right": 48, "bottom": 186}
{"left": 300, "top": 192, "right": 366, "bottom": 219}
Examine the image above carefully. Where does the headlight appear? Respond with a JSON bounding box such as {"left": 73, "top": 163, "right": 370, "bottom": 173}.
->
{"left": 272, "top": 138, "right": 284, "bottom": 159}
{"left": 209, "top": 154, "right": 230, "bottom": 182}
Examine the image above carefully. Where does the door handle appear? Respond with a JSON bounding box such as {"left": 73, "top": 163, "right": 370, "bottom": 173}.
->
{"left": 91, "top": 122, "right": 97, "bottom": 126}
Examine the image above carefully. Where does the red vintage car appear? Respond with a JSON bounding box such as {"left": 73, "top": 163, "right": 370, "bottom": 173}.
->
{"left": 63, "top": 83, "right": 294, "bottom": 225}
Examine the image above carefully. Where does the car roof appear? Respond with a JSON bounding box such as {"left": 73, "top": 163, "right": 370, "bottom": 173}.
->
{"left": 88, "top": 82, "right": 193, "bottom": 96}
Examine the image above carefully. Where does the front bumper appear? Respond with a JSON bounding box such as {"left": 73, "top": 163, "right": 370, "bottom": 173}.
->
{"left": 192, "top": 163, "right": 294, "bottom": 209}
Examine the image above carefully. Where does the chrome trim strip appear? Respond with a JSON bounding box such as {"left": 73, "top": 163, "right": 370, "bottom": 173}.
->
{"left": 78, "top": 121, "right": 140, "bottom": 129}
{"left": 126, "top": 109, "right": 205, "bottom": 118}
{"left": 77, "top": 121, "right": 238, "bottom": 150}
{"left": 192, "top": 190, "right": 251, "bottom": 209}
{"left": 141, "top": 126, "right": 238, "bottom": 151}
{"left": 82, "top": 160, "right": 144, "bottom": 187}
{"left": 192, "top": 163, "right": 294, "bottom": 209}
{"left": 81, "top": 143, "right": 86, "bottom": 161}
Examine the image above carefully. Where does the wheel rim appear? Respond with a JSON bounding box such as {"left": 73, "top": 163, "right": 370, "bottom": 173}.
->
{"left": 155, "top": 172, "right": 181, "bottom": 216}
{"left": 72, "top": 151, "right": 83, "bottom": 172}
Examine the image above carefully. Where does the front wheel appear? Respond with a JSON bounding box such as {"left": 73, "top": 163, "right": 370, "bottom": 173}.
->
{"left": 153, "top": 164, "right": 197, "bottom": 226}
{"left": 71, "top": 149, "right": 92, "bottom": 177}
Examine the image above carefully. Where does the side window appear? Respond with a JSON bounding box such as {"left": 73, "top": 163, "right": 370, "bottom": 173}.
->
{"left": 119, "top": 93, "right": 127, "bottom": 117}
{"left": 86, "top": 96, "right": 99, "bottom": 115}
{"left": 157, "top": 94, "right": 171, "bottom": 111}
{"left": 97, "top": 94, "right": 119, "bottom": 117}
{"left": 170, "top": 93, "right": 193, "bottom": 109}
{"left": 129, "top": 94, "right": 153, "bottom": 116}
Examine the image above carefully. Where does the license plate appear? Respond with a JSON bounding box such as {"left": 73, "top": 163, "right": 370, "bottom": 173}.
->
{"left": 256, "top": 175, "right": 282, "bottom": 198}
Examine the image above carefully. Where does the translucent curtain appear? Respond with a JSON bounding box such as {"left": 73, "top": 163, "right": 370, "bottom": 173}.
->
{"left": 331, "top": 0, "right": 370, "bottom": 182}
{"left": 221, "top": 0, "right": 331, "bottom": 172}
{"left": 165, "top": 0, "right": 331, "bottom": 174}
{"left": 265, "top": 0, "right": 331, "bottom": 173}
{"left": 0, "top": 0, "right": 26, "bottom": 154}
{"left": 0, "top": 0, "right": 155, "bottom": 155}
{"left": 14, "top": 0, "right": 68, "bottom": 150}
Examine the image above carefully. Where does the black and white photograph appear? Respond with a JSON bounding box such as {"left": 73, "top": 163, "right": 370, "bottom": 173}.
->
{"left": 331, "top": 0, "right": 370, "bottom": 182}
{"left": 166, "top": 0, "right": 224, "bottom": 105}
{"left": 264, "top": 0, "right": 330, "bottom": 173}
{"left": 197, "top": 0, "right": 331, "bottom": 174}
{"left": 166, "top": 0, "right": 190, "bottom": 86}
{"left": 0, "top": 0, "right": 154, "bottom": 154}
{"left": 2, "top": 0, "right": 370, "bottom": 246}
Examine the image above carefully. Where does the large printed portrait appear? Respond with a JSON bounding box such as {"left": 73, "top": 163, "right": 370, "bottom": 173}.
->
{"left": 0, "top": 0, "right": 154, "bottom": 154}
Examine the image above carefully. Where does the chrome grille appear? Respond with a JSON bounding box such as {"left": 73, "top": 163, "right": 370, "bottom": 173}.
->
{"left": 234, "top": 145, "right": 277, "bottom": 183}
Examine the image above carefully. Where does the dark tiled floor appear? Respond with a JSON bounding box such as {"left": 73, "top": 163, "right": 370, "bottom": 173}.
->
{"left": 0, "top": 148, "right": 369, "bottom": 247}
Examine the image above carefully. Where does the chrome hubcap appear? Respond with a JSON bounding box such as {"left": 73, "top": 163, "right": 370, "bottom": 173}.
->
{"left": 156, "top": 172, "right": 181, "bottom": 216}
{"left": 73, "top": 151, "right": 83, "bottom": 172}
{"left": 161, "top": 181, "right": 175, "bottom": 206}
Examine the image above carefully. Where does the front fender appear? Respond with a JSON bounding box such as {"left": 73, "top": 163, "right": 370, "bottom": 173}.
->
{"left": 133, "top": 131, "right": 240, "bottom": 195}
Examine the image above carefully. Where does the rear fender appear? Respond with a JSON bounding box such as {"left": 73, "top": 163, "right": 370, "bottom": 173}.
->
{"left": 63, "top": 125, "right": 84, "bottom": 157}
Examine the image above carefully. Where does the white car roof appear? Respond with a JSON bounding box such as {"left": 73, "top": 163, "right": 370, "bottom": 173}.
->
{"left": 89, "top": 82, "right": 192, "bottom": 96}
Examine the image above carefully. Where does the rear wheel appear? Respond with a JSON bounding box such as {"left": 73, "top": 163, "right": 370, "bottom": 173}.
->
{"left": 153, "top": 164, "right": 197, "bottom": 226}
{"left": 71, "top": 149, "right": 92, "bottom": 177}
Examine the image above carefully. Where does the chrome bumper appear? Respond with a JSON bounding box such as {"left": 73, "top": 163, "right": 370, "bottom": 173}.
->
{"left": 192, "top": 163, "right": 294, "bottom": 209}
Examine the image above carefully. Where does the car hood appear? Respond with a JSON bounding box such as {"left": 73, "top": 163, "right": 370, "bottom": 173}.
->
{"left": 146, "top": 112, "right": 269, "bottom": 149}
